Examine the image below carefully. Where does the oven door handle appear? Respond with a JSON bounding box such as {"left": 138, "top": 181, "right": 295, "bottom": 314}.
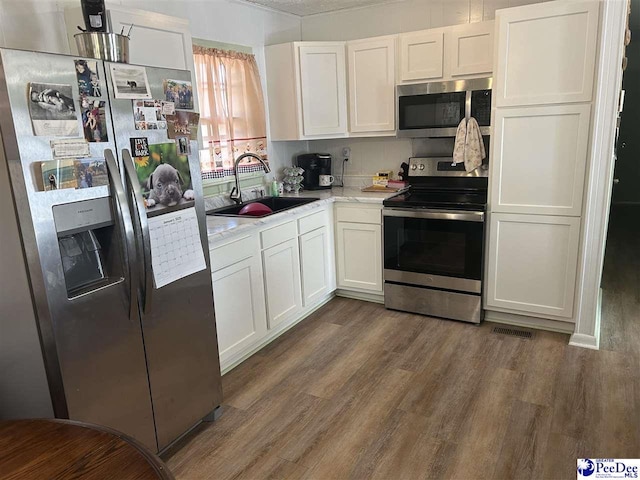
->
{"left": 383, "top": 208, "right": 485, "bottom": 222}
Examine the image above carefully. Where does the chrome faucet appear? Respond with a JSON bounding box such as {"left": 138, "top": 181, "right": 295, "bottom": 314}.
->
{"left": 230, "top": 153, "right": 271, "bottom": 205}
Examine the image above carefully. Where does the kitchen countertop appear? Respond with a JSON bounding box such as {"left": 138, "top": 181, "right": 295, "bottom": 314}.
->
{"left": 206, "top": 187, "right": 399, "bottom": 243}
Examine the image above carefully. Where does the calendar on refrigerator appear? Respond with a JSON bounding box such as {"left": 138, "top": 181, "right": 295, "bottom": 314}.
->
{"left": 147, "top": 207, "right": 206, "bottom": 288}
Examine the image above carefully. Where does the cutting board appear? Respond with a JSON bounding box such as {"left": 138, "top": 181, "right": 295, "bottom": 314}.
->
{"left": 361, "top": 185, "right": 406, "bottom": 192}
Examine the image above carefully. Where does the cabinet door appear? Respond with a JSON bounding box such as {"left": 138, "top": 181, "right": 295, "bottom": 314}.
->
{"left": 494, "top": 1, "right": 599, "bottom": 106}
{"left": 262, "top": 239, "right": 303, "bottom": 329}
{"left": 399, "top": 30, "right": 444, "bottom": 82}
{"left": 298, "top": 44, "right": 348, "bottom": 137}
{"left": 486, "top": 213, "right": 581, "bottom": 319}
{"left": 212, "top": 256, "right": 267, "bottom": 362}
{"left": 299, "top": 227, "right": 331, "bottom": 306}
{"left": 347, "top": 37, "right": 396, "bottom": 133}
{"left": 490, "top": 104, "right": 591, "bottom": 216}
{"left": 447, "top": 21, "right": 494, "bottom": 77}
{"left": 336, "top": 222, "right": 382, "bottom": 292}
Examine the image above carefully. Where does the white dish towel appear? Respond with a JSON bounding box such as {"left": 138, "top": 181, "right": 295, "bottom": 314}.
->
{"left": 452, "top": 117, "right": 486, "bottom": 173}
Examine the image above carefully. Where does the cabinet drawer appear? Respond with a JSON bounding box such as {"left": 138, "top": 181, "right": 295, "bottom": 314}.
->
{"left": 210, "top": 235, "right": 256, "bottom": 272}
{"left": 335, "top": 205, "right": 381, "bottom": 224}
{"left": 260, "top": 220, "right": 297, "bottom": 250}
{"left": 298, "top": 209, "right": 329, "bottom": 235}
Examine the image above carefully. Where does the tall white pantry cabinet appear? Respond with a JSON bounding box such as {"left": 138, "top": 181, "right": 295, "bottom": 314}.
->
{"left": 485, "top": 1, "right": 600, "bottom": 324}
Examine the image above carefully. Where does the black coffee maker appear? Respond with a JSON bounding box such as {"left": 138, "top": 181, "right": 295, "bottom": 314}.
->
{"left": 296, "top": 153, "right": 332, "bottom": 190}
{"left": 80, "top": 0, "right": 107, "bottom": 32}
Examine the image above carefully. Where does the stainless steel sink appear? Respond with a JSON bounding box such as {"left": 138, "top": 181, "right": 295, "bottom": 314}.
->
{"left": 206, "top": 197, "right": 320, "bottom": 218}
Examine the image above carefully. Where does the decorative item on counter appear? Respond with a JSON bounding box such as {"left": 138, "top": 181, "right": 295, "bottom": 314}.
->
{"left": 270, "top": 179, "right": 279, "bottom": 197}
{"left": 398, "top": 162, "right": 409, "bottom": 181}
{"left": 372, "top": 176, "right": 389, "bottom": 187}
{"left": 373, "top": 169, "right": 394, "bottom": 187}
{"left": 282, "top": 166, "right": 304, "bottom": 194}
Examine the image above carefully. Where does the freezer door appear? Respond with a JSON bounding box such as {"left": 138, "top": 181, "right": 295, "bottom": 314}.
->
{"left": 106, "top": 63, "right": 222, "bottom": 450}
{"left": 0, "top": 49, "right": 157, "bottom": 450}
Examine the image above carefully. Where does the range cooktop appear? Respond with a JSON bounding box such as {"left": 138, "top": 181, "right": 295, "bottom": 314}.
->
{"left": 384, "top": 157, "right": 489, "bottom": 211}
{"left": 383, "top": 189, "right": 487, "bottom": 211}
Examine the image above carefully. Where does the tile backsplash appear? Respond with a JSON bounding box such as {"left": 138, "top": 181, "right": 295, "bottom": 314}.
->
{"left": 307, "top": 137, "right": 412, "bottom": 188}
{"left": 306, "top": 136, "right": 466, "bottom": 187}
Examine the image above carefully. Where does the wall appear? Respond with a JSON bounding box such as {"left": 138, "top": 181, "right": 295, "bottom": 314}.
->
{"left": 301, "top": 0, "right": 547, "bottom": 41}
{"left": 0, "top": 0, "right": 307, "bottom": 182}
{"left": 300, "top": 0, "right": 546, "bottom": 183}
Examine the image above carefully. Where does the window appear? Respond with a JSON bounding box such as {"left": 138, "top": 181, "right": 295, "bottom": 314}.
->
{"left": 193, "top": 46, "right": 268, "bottom": 181}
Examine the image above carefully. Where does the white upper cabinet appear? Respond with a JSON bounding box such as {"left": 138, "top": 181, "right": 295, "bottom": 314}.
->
{"left": 298, "top": 44, "right": 349, "bottom": 137}
{"left": 399, "top": 30, "right": 444, "bottom": 82}
{"left": 486, "top": 213, "right": 581, "bottom": 319}
{"left": 490, "top": 104, "right": 592, "bottom": 216}
{"left": 347, "top": 37, "right": 396, "bottom": 134}
{"left": 446, "top": 21, "right": 494, "bottom": 77}
{"left": 398, "top": 21, "right": 495, "bottom": 83}
{"left": 265, "top": 42, "right": 348, "bottom": 141}
{"left": 494, "top": 1, "right": 599, "bottom": 107}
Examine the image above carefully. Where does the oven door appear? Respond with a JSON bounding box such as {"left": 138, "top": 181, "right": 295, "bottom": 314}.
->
{"left": 383, "top": 208, "right": 485, "bottom": 293}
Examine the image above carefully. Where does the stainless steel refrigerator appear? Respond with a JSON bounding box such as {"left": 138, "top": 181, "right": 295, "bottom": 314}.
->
{"left": 0, "top": 48, "right": 222, "bottom": 453}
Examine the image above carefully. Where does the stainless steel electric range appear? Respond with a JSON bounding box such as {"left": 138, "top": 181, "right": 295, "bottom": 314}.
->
{"left": 382, "top": 157, "right": 488, "bottom": 324}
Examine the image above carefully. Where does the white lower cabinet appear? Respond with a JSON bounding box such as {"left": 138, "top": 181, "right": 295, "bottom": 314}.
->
{"left": 485, "top": 213, "right": 581, "bottom": 319}
{"left": 211, "top": 256, "right": 267, "bottom": 362}
{"left": 336, "top": 221, "right": 383, "bottom": 293}
{"left": 262, "top": 238, "right": 303, "bottom": 329}
{"left": 300, "top": 226, "right": 331, "bottom": 306}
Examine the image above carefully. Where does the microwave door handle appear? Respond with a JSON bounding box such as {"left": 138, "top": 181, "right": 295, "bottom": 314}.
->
{"left": 105, "top": 149, "right": 138, "bottom": 322}
{"left": 122, "top": 148, "right": 153, "bottom": 315}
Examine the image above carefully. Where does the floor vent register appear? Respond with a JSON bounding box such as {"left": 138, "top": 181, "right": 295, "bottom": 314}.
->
{"left": 492, "top": 326, "right": 534, "bottom": 339}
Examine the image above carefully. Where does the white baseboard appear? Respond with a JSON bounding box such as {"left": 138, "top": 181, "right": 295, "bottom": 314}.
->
{"left": 568, "top": 333, "right": 599, "bottom": 350}
{"left": 569, "top": 288, "right": 601, "bottom": 350}
{"left": 484, "top": 310, "right": 574, "bottom": 335}
{"left": 220, "top": 293, "right": 335, "bottom": 375}
{"left": 335, "top": 289, "right": 384, "bottom": 304}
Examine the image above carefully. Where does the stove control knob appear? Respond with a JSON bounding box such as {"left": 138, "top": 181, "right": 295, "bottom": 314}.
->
{"left": 419, "top": 164, "right": 425, "bottom": 170}
{"left": 411, "top": 164, "right": 417, "bottom": 170}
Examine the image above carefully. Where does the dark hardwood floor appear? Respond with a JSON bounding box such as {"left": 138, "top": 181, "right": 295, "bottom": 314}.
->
{"left": 165, "top": 211, "right": 640, "bottom": 479}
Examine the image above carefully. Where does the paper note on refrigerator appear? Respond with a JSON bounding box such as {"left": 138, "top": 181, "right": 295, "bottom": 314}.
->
{"left": 147, "top": 208, "right": 206, "bottom": 288}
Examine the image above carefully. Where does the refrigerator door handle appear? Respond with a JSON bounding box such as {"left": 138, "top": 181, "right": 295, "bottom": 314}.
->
{"left": 122, "top": 148, "right": 153, "bottom": 314}
{"left": 105, "top": 149, "right": 138, "bottom": 322}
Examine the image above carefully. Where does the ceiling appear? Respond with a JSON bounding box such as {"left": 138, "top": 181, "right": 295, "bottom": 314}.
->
{"left": 243, "top": 0, "right": 396, "bottom": 16}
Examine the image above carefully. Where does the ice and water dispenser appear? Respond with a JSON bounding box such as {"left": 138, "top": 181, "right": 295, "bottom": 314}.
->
{"left": 53, "top": 197, "right": 124, "bottom": 297}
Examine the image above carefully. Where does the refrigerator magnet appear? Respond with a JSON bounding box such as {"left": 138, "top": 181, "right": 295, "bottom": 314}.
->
{"left": 28, "top": 83, "right": 79, "bottom": 137}
{"left": 110, "top": 64, "right": 151, "bottom": 99}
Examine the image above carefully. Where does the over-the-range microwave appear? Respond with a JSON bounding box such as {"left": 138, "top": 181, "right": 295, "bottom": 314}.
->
{"left": 396, "top": 77, "right": 492, "bottom": 138}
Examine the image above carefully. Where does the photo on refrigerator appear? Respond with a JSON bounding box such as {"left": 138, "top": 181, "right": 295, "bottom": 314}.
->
{"left": 134, "top": 142, "right": 194, "bottom": 212}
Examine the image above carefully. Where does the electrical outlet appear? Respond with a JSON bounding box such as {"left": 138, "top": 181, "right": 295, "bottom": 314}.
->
{"left": 342, "top": 147, "right": 351, "bottom": 159}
